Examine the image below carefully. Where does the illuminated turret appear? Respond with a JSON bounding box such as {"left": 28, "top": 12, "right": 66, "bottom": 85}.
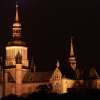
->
{"left": 5, "top": 3, "right": 29, "bottom": 67}
{"left": 68, "top": 37, "right": 76, "bottom": 70}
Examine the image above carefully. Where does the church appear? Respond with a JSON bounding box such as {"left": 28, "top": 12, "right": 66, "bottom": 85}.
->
{"left": 0, "top": 3, "right": 100, "bottom": 97}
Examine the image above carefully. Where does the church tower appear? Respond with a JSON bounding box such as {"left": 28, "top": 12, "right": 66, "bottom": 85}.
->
{"left": 5, "top": 3, "right": 29, "bottom": 68}
{"left": 68, "top": 37, "right": 76, "bottom": 70}
{"left": 3, "top": 3, "right": 29, "bottom": 96}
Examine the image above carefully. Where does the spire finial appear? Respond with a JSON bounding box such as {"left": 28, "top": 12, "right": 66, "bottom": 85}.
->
{"left": 56, "top": 60, "right": 60, "bottom": 68}
{"left": 70, "top": 37, "right": 74, "bottom": 56}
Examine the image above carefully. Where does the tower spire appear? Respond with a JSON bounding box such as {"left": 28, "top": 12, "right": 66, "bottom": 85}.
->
{"left": 33, "top": 63, "right": 36, "bottom": 72}
{"left": 6, "top": 2, "right": 29, "bottom": 68}
{"left": 15, "top": 2, "right": 19, "bottom": 22}
{"left": 12, "top": 2, "right": 22, "bottom": 39}
{"left": 70, "top": 37, "right": 74, "bottom": 56}
{"left": 68, "top": 37, "right": 76, "bottom": 70}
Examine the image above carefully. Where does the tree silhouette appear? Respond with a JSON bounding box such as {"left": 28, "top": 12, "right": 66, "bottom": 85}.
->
{"left": 36, "top": 84, "right": 53, "bottom": 94}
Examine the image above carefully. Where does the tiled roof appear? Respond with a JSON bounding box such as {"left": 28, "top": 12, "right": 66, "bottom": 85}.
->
{"left": 77, "top": 67, "right": 100, "bottom": 79}
{"left": 23, "top": 71, "right": 53, "bottom": 83}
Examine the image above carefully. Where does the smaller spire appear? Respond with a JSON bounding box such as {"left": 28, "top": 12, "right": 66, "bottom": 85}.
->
{"left": 30, "top": 58, "right": 36, "bottom": 72}
{"left": 68, "top": 36, "right": 76, "bottom": 70}
{"left": 33, "top": 63, "right": 36, "bottom": 72}
{"left": 56, "top": 60, "right": 60, "bottom": 68}
{"left": 70, "top": 37, "right": 74, "bottom": 56}
{"left": 0, "top": 56, "right": 3, "bottom": 71}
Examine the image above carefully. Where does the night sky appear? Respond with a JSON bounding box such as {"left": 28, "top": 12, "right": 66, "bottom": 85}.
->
{"left": 0, "top": 0, "right": 99, "bottom": 72}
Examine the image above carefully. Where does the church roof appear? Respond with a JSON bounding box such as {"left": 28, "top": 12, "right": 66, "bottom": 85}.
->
{"left": 88, "top": 67, "right": 100, "bottom": 79}
{"left": 78, "top": 66, "right": 100, "bottom": 80}
{"left": 23, "top": 71, "right": 53, "bottom": 83}
{"left": 65, "top": 64, "right": 100, "bottom": 80}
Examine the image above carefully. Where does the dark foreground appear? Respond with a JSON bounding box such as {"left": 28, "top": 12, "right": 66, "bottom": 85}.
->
{"left": 1, "top": 89, "right": 100, "bottom": 100}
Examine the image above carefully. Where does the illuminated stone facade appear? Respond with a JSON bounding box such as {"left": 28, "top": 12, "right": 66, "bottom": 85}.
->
{"left": 6, "top": 46, "right": 28, "bottom": 67}
{"left": 61, "top": 77, "right": 75, "bottom": 93}
{"left": 3, "top": 62, "right": 63, "bottom": 96}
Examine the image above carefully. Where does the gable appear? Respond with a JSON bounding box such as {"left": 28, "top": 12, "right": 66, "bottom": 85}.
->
{"left": 51, "top": 68, "right": 62, "bottom": 81}
{"left": 23, "top": 71, "right": 53, "bottom": 83}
